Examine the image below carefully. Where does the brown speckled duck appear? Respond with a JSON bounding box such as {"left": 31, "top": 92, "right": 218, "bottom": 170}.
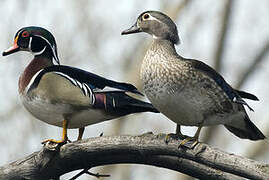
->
{"left": 122, "top": 11, "right": 265, "bottom": 146}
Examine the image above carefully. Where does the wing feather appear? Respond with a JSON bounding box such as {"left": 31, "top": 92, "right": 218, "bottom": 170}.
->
{"left": 33, "top": 65, "right": 142, "bottom": 95}
{"left": 190, "top": 59, "right": 256, "bottom": 111}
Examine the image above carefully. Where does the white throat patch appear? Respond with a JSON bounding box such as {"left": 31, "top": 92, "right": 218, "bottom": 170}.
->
{"left": 29, "top": 36, "right": 47, "bottom": 56}
{"left": 34, "top": 35, "right": 60, "bottom": 65}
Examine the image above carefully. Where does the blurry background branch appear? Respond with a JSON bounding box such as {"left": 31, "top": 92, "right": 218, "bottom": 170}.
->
{"left": 213, "top": 0, "right": 234, "bottom": 72}
{"left": 0, "top": 134, "right": 268, "bottom": 180}
{"left": 0, "top": 0, "right": 268, "bottom": 179}
{"left": 235, "top": 39, "right": 269, "bottom": 89}
{"left": 202, "top": 0, "right": 234, "bottom": 144}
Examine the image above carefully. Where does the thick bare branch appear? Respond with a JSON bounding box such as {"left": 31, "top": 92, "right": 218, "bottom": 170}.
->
{"left": 0, "top": 134, "right": 268, "bottom": 179}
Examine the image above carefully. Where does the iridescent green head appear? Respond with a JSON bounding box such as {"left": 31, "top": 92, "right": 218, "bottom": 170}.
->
{"left": 3, "top": 26, "right": 60, "bottom": 64}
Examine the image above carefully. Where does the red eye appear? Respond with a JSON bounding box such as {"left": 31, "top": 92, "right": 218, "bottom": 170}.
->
{"left": 22, "top": 31, "right": 29, "bottom": 37}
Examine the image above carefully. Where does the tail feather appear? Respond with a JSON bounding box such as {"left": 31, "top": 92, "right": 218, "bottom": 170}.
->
{"left": 224, "top": 116, "right": 265, "bottom": 140}
{"left": 234, "top": 90, "right": 259, "bottom": 101}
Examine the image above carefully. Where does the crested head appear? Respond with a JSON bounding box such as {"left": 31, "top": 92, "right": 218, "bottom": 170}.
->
{"left": 122, "top": 10, "right": 180, "bottom": 44}
{"left": 3, "top": 26, "right": 60, "bottom": 64}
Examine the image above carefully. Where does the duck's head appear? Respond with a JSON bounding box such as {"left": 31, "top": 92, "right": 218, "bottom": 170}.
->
{"left": 121, "top": 11, "right": 180, "bottom": 44}
{"left": 3, "top": 26, "right": 60, "bottom": 64}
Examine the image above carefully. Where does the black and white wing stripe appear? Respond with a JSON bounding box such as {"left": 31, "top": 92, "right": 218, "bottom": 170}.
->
{"left": 53, "top": 71, "right": 95, "bottom": 104}
{"left": 27, "top": 69, "right": 96, "bottom": 105}
{"left": 45, "top": 65, "right": 143, "bottom": 95}
{"left": 27, "top": 65, "right": 143, "bottom": 105}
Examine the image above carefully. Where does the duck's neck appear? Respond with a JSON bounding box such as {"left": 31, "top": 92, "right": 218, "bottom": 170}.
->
{"left": 149, "top": 39, "right": 178, "bottom": 57}
{"left": 19, "top": 57, "right": 53, "bottom": 94}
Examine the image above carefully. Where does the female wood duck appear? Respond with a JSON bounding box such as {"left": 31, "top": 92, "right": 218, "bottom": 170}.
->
{"left": 2, "top": 26, "right": 159, "bottom": 144}
{"left": 122, "top": 10, "right": 265, "bottom": 145}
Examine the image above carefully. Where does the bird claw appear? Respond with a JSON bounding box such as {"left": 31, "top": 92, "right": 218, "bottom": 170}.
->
{"left": 164, "top": 133, "right": 188, "bottom": 144}
{"left": 164, "top": 133, "right": 199, "bottom": 149}
{"left": 41, "top": 138, "right": 70, "bottom": 145}
{"left": 178, "top": 137, "right": 199, "bottom": 149}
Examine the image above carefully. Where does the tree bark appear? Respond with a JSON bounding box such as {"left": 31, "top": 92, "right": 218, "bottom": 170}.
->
{"left": 0, "top": 133, "right": 268, "bottom": 180}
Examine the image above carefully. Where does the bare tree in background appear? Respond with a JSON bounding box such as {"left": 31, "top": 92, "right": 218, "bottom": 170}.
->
{"left": 0, "top": 0, "right": 268, "bottom": 179}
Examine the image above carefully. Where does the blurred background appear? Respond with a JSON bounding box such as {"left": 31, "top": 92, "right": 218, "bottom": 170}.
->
{"left": 0, "top": 0, "right": 268, "bottom": 179}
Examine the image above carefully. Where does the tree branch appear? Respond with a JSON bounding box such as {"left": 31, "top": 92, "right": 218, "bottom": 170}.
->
{"left": 0, "top": 133, "right": 268, "bottom": 179}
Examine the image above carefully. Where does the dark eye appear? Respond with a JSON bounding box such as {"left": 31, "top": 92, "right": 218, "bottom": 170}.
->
{"left": 21, "top": 31, "right": 29, "bottom": 38}
{"left": 142, "top": 13, "right": 150, "bottom": 20}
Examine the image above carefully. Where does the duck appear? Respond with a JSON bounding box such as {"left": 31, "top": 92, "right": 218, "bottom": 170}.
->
{"left": 121, "top": 10, "right": 265, "bottom": 146}
{"left": 2, "top": 26, "right": 159, "bottom": 144}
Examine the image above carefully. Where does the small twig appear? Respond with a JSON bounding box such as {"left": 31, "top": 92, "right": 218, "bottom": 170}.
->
{"left": 85, "top": 171, "right": 110, "bottom": 178}
{"left": 69, "top": 168, "right": 110, "bottom": 180}
{"left": 69, "top": 169, "right": 86, "bottom": 180}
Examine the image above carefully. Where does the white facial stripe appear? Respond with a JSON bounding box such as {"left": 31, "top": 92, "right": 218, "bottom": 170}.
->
{"left": 144, "top": 14, "right": 163, "bottom": 39}
{"left": 28, "top": 37, "right": 32, "bottom": 50}
{"left": 145, "top": 14, "right": 162, "bottom": 23}
{"left": 32, "top": 46, "right": 46, "bottom": 56}
{"left": 29, "top": 36, "right": 47, "bottom": 56}
{"left": 51, "top": 44, "right": 59, "bottom": 65}
{"left": 34, "top": 35, "right": 52, "bottom": 49}
{"left": 16, "top": 29, "right": 24, "bottom": 40}
{"left": 34, "top": 34, "right": 60, "bottom": 64}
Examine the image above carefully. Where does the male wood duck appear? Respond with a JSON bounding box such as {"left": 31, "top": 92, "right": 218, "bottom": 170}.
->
{"left": 122, "top": 10, "right": 265, "bottom": 145}
{"left": 3, "top": 26, "right": 159, "bottom": 144}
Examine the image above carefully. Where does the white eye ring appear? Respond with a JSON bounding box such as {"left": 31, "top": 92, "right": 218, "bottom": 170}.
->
{"left": 142, "top": 14, "right": 161, "bottom": 23}
{"left": 142, "top": 13, "right": 150, "bottom": 20}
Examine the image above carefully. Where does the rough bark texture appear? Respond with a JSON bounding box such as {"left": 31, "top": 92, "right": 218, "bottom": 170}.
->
{"left": 0, "top": 133, "right": 268, "bottom": 180}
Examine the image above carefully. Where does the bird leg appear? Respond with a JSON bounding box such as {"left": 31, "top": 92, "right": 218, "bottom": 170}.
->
{"left": 77, "top": 127, "right": 85, "bottom": 141}
{"left": 164, "top": 125, "right": 188, "bottom": 144}
{"left": 178, "top": 126, "right": 201, "bottom": 148}
{"left": 176, "top": 124, "right": 181, "bottom": 135}
{"left": 194, "top": 126, "right": 202, "bottom": 139}
{"left": 164, "top": 125, "right": 201, "bottom": 149}
{"left": 42, "top": 119, "right": 69, "bottom": 144}
{"left": 175, "top": 124, "right": 188, "bottom": 138}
